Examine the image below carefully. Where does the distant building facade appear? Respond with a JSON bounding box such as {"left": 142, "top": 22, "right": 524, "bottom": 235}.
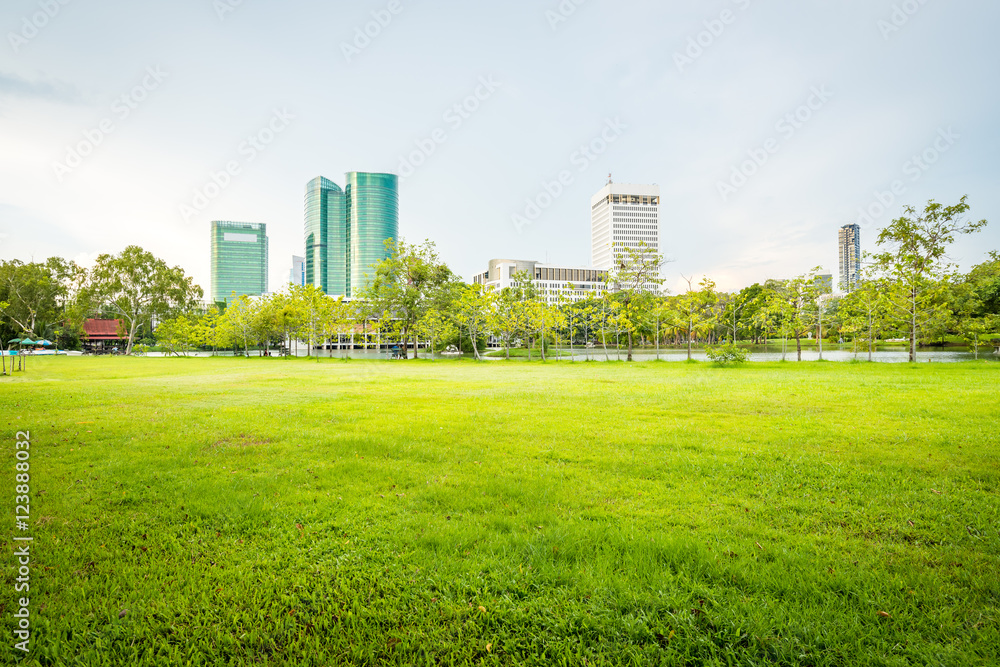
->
{"left": 210, "top": 221, "right": 268, "bottom": 304}
{"left": 289, "top": 255, "right": 305, "bottom": 287}
{"left": 305, "top": 172, "right": 398, "bottom": 298}
{"left": 839, "top": 224, "right": 861, "bottom": 292}
{"left": 473, "top": 259, "right": 608, "bottom": 305}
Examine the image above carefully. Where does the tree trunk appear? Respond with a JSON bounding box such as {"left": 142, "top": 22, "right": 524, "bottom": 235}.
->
{"left": 796, "top": 335, "right": 802, "bottom": 362}
{"left": 627, "top": 330, "right": 633, "bottom": 362}
{"left": 686, "top": 323, "right": 693, "bottom": 361}
{"left": 655, "top": 318, "right": 660, "bottom": 361}
{"left": 817, "top": 316, "right": 823, "bottom": 361}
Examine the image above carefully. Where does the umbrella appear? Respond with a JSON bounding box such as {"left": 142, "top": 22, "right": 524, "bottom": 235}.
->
{"left": 36, "top": 339, "right": 53, "bottom": 346}
{"left": 7, "top": 337, "right": 22, "bottom": 344}
{"left": 20, "top": 338, "right": 36, "bottom": 345}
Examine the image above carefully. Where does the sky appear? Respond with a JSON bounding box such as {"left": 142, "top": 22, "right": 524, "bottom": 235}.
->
{"left": 1, "top": 0, "right": 998, "bottom": 296}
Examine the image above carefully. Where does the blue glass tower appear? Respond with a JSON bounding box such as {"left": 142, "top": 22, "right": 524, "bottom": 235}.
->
{"left": 304, "top": 173, "right": 398, "bottom": 297}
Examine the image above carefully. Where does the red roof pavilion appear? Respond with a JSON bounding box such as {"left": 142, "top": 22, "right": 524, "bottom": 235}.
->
{"left": 83, "top": 319, "right": 124, "bottom": 341}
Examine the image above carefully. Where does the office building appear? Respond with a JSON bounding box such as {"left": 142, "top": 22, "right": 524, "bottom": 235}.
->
{"left": 289, "top": 255, "right": 305, "bottom": 287}
{"left": 591, "top": 182, "right": 661, "bottom": 270}
{"left": 839, "top": 224, "right": 861, "bottom": 292}
{"left": 210, "top": 221, "right": 268, "bottom": 304}
{"left": 304, "top": 172, "right": 398, "bottom": 298}
{"left": 473, "top": 259, "right": 608, "bottom": 305}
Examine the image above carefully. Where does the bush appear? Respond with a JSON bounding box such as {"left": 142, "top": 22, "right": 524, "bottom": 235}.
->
{"left": 706, "top": 343, "right": 750, "bottom": 365}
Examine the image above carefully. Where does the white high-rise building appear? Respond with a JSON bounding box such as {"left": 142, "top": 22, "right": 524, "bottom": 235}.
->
{"left": 590, "top": 182, "right": 661, "bottom": 271}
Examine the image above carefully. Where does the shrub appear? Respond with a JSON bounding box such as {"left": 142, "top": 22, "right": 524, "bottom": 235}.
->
{"left": 706, "top": 343, "right": 750, "bottom": 365}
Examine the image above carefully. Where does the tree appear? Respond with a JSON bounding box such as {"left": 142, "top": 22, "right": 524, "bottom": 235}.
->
{"left": 874, "top": 196, "right": 987, "bottom": 362}
{"left": 762, "top": 282, "right": 794, "bottom": 361}
{"left": 839, "top": 272, "right": 891, "bottom": 362}
{"left": 222, "top": 295, "right": 259, "bottom": 356}
{"left": 0, "top": 257, "right": 80, "bottom": 341}
{"left": 415, "top": 308, "right": 457, "bottom": 358}
{"left": 358, "top": 239, "right": 455, "bottom": 359}
{"left": 784, "top": 270, "right": 822, "bottom": 362}
{"left": 669, "top": 276, "right": 718, "bottom": 361}
{"left": 489, "top": 285, "right": 521, "bottom": 360}
{"left": 155, "top": 314, "right": 196, "bottom": 356}
{"left": 608, "top": 241, "right": 665, "bottom": 361}
{"left": 78, "top": 246, "right": 202, "bottom": 355}
{"left": 454, "top": 284, "right": 491, "bottom": 361}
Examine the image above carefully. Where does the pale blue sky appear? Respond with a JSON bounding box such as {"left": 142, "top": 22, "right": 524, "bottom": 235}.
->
{"left": 1, "top": 0, "right": 998, "bottom": 294}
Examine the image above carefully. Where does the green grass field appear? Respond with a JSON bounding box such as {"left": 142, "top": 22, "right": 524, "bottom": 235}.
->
{"left": 2, "top": 357, "right": 998, "bottom": 666}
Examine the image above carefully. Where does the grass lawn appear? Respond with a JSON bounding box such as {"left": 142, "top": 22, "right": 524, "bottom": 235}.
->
{"left": 2, "top": 357, "right": 998, "bottom": 666}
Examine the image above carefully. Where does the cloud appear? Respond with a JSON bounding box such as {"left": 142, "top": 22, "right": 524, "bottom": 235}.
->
{"left": 0, "top": 72, "right": 80, "bottom": 103}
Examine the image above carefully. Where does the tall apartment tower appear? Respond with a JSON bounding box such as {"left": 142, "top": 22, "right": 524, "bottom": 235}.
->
{"left": 838, "top": 223, "right": 861, "bottom": 292}
{"left": 590, "top": 182, "right": 661, "bottom": 271}
{"left": 304, "top": 172, "right": 398, "bottom": 297}
{"left": 210, "top": 221, "right": 268, "bottom": 304}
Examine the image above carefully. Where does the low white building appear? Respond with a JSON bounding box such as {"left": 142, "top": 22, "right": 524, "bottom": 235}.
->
{"left": 472, "top": 259, "right": 608, "bottom": 305}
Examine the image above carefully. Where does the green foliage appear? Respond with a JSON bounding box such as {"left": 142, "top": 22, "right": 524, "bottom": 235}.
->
{"left": 705, "top": 342, "right": 750, "bottom": 365}
{"left": 78, "top": 246, "right": 203, "bottom": 354}
{"left": 0, "top": 256, "right": 82, "bottom": 342}
{"left": 874, "top": 196, "right": 987, "bottom": 362}
{"left": 358, "top": 238, "right": 457, "bottom": 359}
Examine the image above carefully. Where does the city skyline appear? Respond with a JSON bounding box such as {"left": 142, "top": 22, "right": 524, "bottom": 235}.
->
{"left": 1, "top": 1, "right": 998, "bottom": 296}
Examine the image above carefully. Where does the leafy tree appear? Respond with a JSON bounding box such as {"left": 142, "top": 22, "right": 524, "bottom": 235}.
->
{"left": 78, "top": 246, "right": 202, "bottom": 354}
{"left": 454, "top": 284, "right": 492, "bottom": 361}
{"left": 785, "top": 270, "right": 823, "bottom": 362}
{"left": 489, "top": 285, "right": 522, "bottom": 360}
{"left": 874, "top": 197, "right": 987, "bottom": 362}
{"left": 669, "top": 276, "right": 718, "bottom": 361}
{"left": 223, "top": 295, "right": 260, "bottom": 356}
{"left": 0, "top": 257, "right": 80, "bottom": 341}
{"left": 415, "top": 308, "right": 457, "bottom": 358}
{"left": 838, "top": 272, "right": 891, "bottom": 362}
{"left": 608, "top": 241, "right": 665, "bottom": 361}
{"left": 155, "top": 315, "right": 196, "bottom": 356}
{"left": 762, "top": 282, "right": 795, "bottom": 361}
{"left": 359, "top": 239, "right": 455, "bottom": 359}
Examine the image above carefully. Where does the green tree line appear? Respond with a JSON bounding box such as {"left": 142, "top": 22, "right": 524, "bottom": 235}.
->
{"left": 2, "top": 198, "right": 996, "bottom": 362}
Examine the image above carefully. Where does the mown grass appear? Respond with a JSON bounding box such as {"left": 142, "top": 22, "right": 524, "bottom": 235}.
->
{"left": 1, "top": 357, "right": 998, "bottom": 666}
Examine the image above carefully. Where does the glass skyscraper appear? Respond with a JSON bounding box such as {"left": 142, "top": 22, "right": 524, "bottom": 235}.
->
{"left": 210, "top": 221, "right": 268, "bottom": 304}
{"left": 304, "top": 172, "right": 398, "bottom": 297}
